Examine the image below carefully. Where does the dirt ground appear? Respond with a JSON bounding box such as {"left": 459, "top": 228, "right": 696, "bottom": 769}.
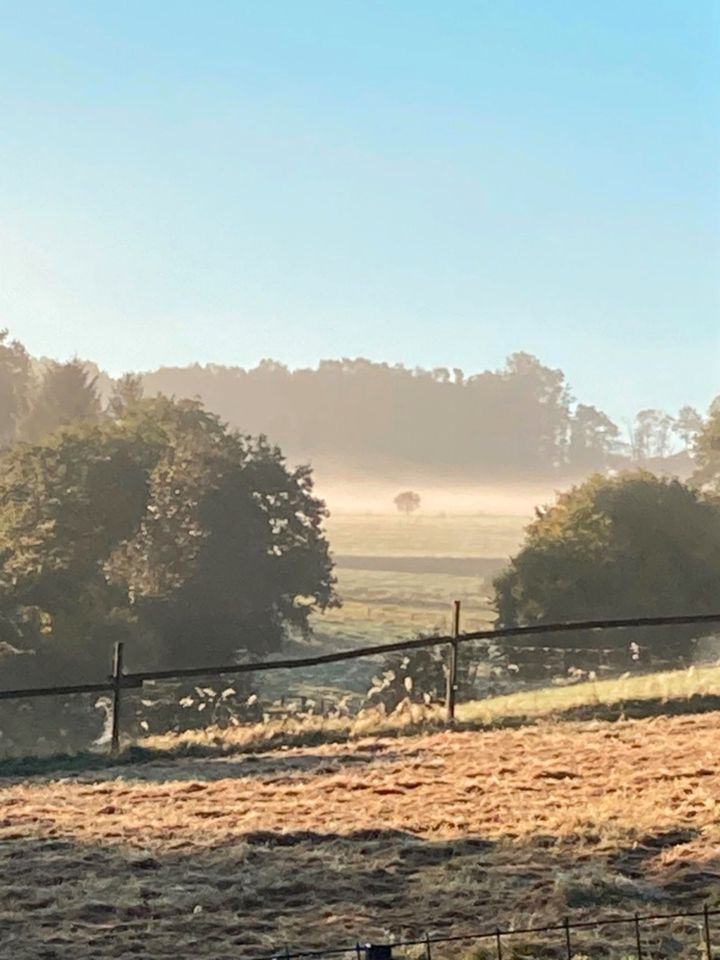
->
{"left": 2, "top": 713, "right": 720, "bottom": 960}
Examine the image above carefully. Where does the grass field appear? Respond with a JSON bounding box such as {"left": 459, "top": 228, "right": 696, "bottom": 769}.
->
{"left": 325, "top": 512, "right": 527, "bottom": 559}
{"left": 309, "top": 512, "right": 521, "bottom": 653}
{"left": 129, "top": 661, "right": 720, "bottom": 759}
{"left": 311, "top": 567, "right": 498, "bottom": 652}
{"left": 3, "top": 711, "right": 720, "bottom": 959}
{"left": 6, "top": 513, "right": 720, "bottom": 959}
{"left": 459, "top": 663, "right": 720, "bottom": 726}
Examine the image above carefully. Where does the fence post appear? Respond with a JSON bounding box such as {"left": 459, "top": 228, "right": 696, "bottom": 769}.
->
{"left": 110, "top": 641, "right": 124, "bottom": 756}
{"left": 364, "top": 948, "right": 393, "bottom": 960}
{"left": 446, "top": 600, "right": 461, "bottom": 722}
{"left": 704, "top": 903, "right": 713, "bottom": 960}
{"left": 564, "top": 916, "right": 572, "bottom": 960}
{"left": 634, "top": 913, "right": 643, "bottom": 960}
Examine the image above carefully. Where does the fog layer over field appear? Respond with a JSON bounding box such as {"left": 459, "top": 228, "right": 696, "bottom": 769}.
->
{"left": 314, "top": 470, "right": 556, "bottom": 518}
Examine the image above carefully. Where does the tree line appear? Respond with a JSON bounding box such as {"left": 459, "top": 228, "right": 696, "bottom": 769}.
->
{"left": 1, "top": 327, "right": 720, "bottom": 752}
{"left": 0, "top": 335, "right": 336, "bottom": 695}
{"left": 0, "top": 330, "right": 712, "bottom": 476}
{"left": 142, "top": 353, "right": 707, "bottom": 475}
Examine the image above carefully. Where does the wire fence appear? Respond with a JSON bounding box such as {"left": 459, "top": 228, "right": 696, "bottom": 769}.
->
{"left": 248, "top": 906, "right": 719, "bottom": 960}
{"left": 1, "top": 610, "right": 720, "bottom": 757}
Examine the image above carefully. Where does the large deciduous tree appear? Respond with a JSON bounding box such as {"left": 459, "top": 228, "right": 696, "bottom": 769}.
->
{"left": 0, "top": 397, "right": 336, "bottom": 684}
{"left": 107, "top": 372, "right": 144, "bottom": 419}
{"left": 674, "top": 405, "right": 703, "bottom": 451}
{"left": 630, "top": 409, "right": 675, "bottom": 461}
{"left": 568, "top": 404, "right": 621, "bottom": 470}
{"left": 494, "top": 472, "right": 720, "bottom": 663}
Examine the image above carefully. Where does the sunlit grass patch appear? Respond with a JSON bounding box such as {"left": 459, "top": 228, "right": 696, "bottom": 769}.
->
{"left": 458, "top": 663, "right": 720, "bottom": 726}
{"left": 138, "top": 701, "right": 445, "bottom": 758}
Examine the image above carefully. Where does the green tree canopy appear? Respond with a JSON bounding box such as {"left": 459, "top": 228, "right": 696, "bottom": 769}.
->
{"left": 674, "top": 405, "right": 703, "bottom": 451}
{"left": 630, "top": 409, "right": 675, "bottom": 460}
{"left": 19, "top": 359, "right": 102, "bottom": 443}
{"left": 0, "top": 330, "right": 32, "bottom": 448}
{"left": 0, "top": 396, "right": 335, "bottom": 684}
{"left": 107, "top": 372, "right": 144, "bottom": 419}
{"left": 692, "top": 400, "right": 720, "bottom": 493}
{"left": 568, "top": 404, "right": 621, "bottom": 470}
{"left": 494, "top": 472, "right": 720, "bottom": 661}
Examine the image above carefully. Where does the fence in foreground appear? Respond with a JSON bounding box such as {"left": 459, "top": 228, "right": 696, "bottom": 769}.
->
{"left": 250, "top": 906, "right": 719, "bottom": 960}
{"left": 1, "top": 610, "right": 720, "bottom": 754}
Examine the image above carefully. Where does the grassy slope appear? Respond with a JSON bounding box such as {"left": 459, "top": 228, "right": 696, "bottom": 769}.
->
{"left": 2, "top": 713, "right": 720, "bottom": 960}
{"left": 132, "top": 663, "right": 720, "bottom": 763}
{"left": 7, "top": 512, "right": 720, "bottom": 956}
{"left": 6, "top": 660, "right": 720, "bottom": 776}
{"left": 458, "top": 663, "right": 720, "bottom": 725}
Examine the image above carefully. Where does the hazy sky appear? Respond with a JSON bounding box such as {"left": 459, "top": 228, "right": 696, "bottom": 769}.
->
{"left": 1, "top": 1, "right": 718, "bottom": 422}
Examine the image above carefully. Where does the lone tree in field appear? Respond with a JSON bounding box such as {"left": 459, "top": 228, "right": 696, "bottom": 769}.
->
{"left": 494, "top": 471, "right": 720, "bottom": 663}
{"left": 394, "top": 490, "right": 421, "bottom": 516}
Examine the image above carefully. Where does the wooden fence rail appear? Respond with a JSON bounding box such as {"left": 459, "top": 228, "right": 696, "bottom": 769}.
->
{"left": 2, "top": 610, "right": 720, "bottom": 754}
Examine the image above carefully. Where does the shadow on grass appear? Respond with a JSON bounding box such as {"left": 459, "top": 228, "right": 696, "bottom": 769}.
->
{"left": 553, "top": 693, "right": 720, "bottom": 723}
{"left": 0, "top": 718, "right": 445, "bottom": 780}
{"left": 1, "top": 822, "right": 717, "bottom": 960}
{"left": 3, "top": 694, "right": 720, "bottom": 781}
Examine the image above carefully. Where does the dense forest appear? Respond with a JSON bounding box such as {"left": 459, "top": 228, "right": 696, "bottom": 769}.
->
{"left": 0, "top": 330, "right": 712, "bottom": 479}
{"left": 143, "top": 354, "right": 705, "bottom": 478}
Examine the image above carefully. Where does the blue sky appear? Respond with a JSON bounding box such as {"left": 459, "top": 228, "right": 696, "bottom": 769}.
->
{"left": 0, "top": 1, "right": 718, "bottom": 422}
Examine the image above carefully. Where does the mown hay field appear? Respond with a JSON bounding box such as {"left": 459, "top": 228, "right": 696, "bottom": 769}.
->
{"left": 324, "top": 512, "right": 526, "bottom": 559}
{"left": 3, "top": 712, "right": 720, "bottom": 960}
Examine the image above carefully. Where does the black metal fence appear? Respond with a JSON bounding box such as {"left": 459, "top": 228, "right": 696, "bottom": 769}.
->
{"left": 1, "top": 610, "right": 720, "bottom": 755}
{"left": 250, "top": 906, "right": 719, "bottom": 960}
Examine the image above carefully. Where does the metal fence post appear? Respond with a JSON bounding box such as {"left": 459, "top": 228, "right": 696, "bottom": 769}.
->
{"left": 110, "top": 641, "right": 124, "bottom": 756}
{"left": 705, "top": 903, "right": 713, "bottom": 960}
{"left": 445, "top": 600, "right": 461, "bottom": 722}
{"left": 364, "top": 947, "right": 392, "bottom": 960}
{"left": 564, "top": 916, "right": 572, "bottom": 960}
{"left": 634, "top": 913, "right": 643, "bottom": 960}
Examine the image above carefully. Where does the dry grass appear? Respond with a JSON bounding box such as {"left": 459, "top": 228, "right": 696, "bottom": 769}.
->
{"left": 138, "top": 703, "right": 445, "bottom": 757}
{"left": 143, "top": 663, "right": 720, "bottom": 764}
{"left": 98, "top": 663, "right": 720, "bottom": 766}
{"left": 2, "top": 712, "right": 720, "bottom": 959}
